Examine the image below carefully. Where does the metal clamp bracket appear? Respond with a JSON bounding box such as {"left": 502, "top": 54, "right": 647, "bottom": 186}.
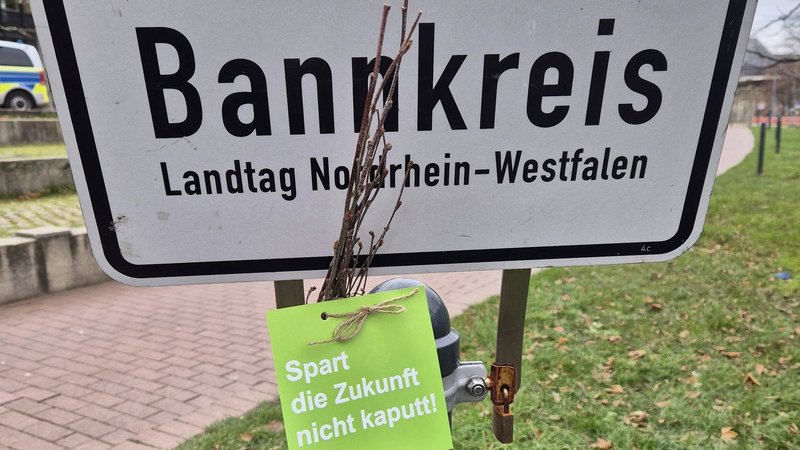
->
{"left": 441, "top": 361, "right": 488, "bottom": 412}
{"left": 487, "top": 363, "right": 516, "bottom": 443}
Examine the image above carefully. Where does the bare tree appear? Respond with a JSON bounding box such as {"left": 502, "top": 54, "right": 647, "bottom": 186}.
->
{"left": 748, "top": 3, "right": 800, "bottom": 64}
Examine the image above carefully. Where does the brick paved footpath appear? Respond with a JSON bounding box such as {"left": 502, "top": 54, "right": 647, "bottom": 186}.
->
{"left": 0, "top": 125, "right": 752, "bottom": 449}
{"left": 0, "top": 272, "right": 502, "bottom": 450}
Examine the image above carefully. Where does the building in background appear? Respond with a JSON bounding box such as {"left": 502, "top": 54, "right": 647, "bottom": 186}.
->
{"left": 0, "top": 0, "right": 35, "bottom": 45}
{"left": 731, "top": 38, "right": 800, "bottom": 125}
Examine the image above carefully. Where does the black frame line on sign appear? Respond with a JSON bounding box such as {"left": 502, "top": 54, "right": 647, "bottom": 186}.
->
{"left": 44, "top": 0, "right": 748, "bottom": 280}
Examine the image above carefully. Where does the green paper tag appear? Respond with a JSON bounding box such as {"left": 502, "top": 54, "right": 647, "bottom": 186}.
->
{"left": 266, "top": 287, "right": 453, "bottom": 450}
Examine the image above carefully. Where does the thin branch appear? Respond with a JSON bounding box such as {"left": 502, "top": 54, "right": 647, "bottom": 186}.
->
{"left": 751, "top": 2, "right": 800, "bottom": 36}
{"left": 305, "top": 286, "right": 317, "bottom": 304}
{"left": 317, "top": 4, "right": 421, "bottom": 302}
{"left": 745, "top": 48, "right": 800, "bottom": 69}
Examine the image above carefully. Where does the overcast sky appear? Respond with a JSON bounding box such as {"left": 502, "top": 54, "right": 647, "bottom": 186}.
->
{"left": 751, "top": 0, "right": 799, "bottom": 53}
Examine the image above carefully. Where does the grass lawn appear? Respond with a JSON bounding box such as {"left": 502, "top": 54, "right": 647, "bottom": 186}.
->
{"left": 0, "top": 143, "right": 78, "bottom": 236}
{"left": 0, "top": 186, "right": 83, "bottom": 237}
{"left": 181, "top": 127, "right": 799, "bottom": 449}
{"left": 0, "top": 143, "right": 67, "bottom": 159}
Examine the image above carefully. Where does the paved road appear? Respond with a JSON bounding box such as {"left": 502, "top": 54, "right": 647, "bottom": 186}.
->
{"left": 0, "top": 125, "right": 753, "bottom": 449}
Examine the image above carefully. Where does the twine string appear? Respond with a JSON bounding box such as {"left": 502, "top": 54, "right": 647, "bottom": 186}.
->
{"left": 310, "top": 288, "right": 420, "bottom": 345}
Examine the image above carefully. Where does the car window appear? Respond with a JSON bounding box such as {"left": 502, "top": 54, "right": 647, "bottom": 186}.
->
{"left": 0, "top": 47, "right": 33, "bottom": 67}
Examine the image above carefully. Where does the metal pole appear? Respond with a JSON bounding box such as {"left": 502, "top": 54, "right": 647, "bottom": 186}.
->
{"left": 495, "top": 268, "right": 531, "bottom": 390}
{"left": 274, "top": 279, "right": 305, "bottom": 309}
{"left": 489, "top": 268, "right": 531, "bottom": 444}
{"left": 776, "top": 116, "right": 782, "bottom": 154}
{"left": 758, "top": 123, "right": 766, "bottom": 176}
{"left": 769, "top": 76, "right": 777, "bottom": 129}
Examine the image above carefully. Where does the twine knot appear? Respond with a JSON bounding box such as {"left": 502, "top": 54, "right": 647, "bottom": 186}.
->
{"left": 310, "top": 288, "right": 420, "bottom": 345}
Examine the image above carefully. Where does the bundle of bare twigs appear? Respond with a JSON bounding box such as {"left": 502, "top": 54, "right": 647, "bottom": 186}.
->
{"left": 316, "top": 2, "right": 421, "bottom": 302}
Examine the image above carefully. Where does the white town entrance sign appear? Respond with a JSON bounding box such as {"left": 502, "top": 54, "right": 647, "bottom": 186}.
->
{"left": 31, "top": 1, "right": 756, "bottom": 285}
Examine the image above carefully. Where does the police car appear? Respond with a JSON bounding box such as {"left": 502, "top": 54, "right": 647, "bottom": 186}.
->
{"left": 0, "top": 40, "right": 49, "bottom": 110}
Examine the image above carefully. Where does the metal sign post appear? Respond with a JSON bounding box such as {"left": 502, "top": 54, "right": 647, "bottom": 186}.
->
{"left": 495, "top": 269, "right": 532, "bottom": 390}
{"left": 274, "top": 279, "right": 305, "bottom": 309}
{"left": 490, "top": 268, "right": 531, "bottom": 442}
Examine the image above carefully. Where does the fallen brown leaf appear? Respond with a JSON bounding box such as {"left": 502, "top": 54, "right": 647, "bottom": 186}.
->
{"left": 721, "top": 351, "right": 741, "bottom": 359}
{"left": 720, "top": 427, "right": 738, "bottom": 443}
{"left": 606, "top": 385, "right": 625, "bottom": 395}
{"left": 593, "top": 368, "right": 612, "bottom": 383}
{"left": 679, "top": 330, "right": 690, "bottom": 339}
{"left": 643, "top": 296, "right": 660, "bottom": 310}
{"left": 625, "top": 410, "right": 649, "bottom": 426}
{"left": 608, "top": 335, "right": 623, "bottom": 343}
{"left": 788, "top": 423, "right": 798, "bottom": 435}
{"left": 240, "top": 432, "right": 254, "bottom": 442}
{"left": 628, "top": 350, "right": 646, "bottom": 360}
{"left": 655, "top": 400, "right": 671, "bottom": 408}
{"left": 755, "top": 364, "right": 766, "bottom": 375}
{"left": 265, "top": 420, "right": 284, "bottom": 432}
{"left": 686, "top": 391, "right": 702, "bottom": 399}
{"left": 744, "top": 373, "right": 761, "bottom": 386}
{"left": 553, "top": 326, "right": 565, "bottom": 333}
{"left": 589, "top": 438, "right": 613, "bottom": 449}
